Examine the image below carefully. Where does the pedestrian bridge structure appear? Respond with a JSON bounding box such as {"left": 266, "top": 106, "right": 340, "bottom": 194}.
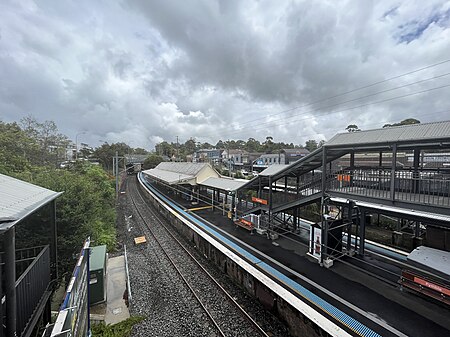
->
{"left": 237, "top": 121, "right": 450, "bottom": 262}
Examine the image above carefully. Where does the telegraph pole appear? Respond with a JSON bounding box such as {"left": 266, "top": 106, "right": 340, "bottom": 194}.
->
{"left": 115, "top": 151, "right": 119, "bottom": 196}
{"left": 176, "top": 136, "right": 179, "bottom": 161}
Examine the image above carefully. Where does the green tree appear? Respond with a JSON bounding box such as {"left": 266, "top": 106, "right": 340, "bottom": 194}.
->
{"left": 143, "top": 154, "right": 164, "bottom": 169}
{"left": 93, "top": 142, "right": 131, "bottom": 172}
{"left": 345, "top": 124, "right": 360, "bottom": 132}
{"left": 133, "top": 147, "right": 148, "bottom": 155}
{"left": 383, "top": 118, "right": 420, "bottom": 128}
{"left": 245, "top": 137, "right": 261, "bottom": 152}
{"left": 13, "top": 162, "right": 116, "bottom": 274}
{"left": 20, "top": 115, "right": 70, "bottom": 167}
{"left": 305, "top": 139, "right": 318, "bottom": 152}
{"left": 263, "top": 136, "right": 274, "bottom": 153}
{"left": 0, "top": 121, "right": 37, "bottom": 174}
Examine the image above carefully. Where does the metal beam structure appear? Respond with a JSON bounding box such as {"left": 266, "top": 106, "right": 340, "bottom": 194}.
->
{"left": 235, "top": 121, "right": 450, "bottom": 265}
{"left": 5, "top": 227, "right": 16, "bottom": 337}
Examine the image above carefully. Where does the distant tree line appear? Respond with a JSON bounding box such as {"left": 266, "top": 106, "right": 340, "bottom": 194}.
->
{"left": 153, "top": 136, "right": 326, "bottom": 160}
{"left": 346, "top": 118, "right": 421, "bottom": 133}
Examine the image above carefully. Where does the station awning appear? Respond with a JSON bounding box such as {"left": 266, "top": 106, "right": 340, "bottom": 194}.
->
{"left": 199, "top": 177, "right": 248, "bottom": 192}
{"left": 143, "top": 168, "right": 195, "bottom": 185}
{"left": 0, "top": 173, "right": 62, "bottom": 232}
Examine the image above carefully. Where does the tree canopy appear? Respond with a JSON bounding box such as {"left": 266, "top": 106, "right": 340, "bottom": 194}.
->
{"left": 383, "top": 118, "right": 420, "bottom": 128}
{"left": 0, "top": 118, "right": 117, "bottom": 275}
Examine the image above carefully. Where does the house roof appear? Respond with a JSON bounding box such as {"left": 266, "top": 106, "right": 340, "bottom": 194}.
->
{"left": 258, "top": 153, "right": 283, "bottom": 159}
{"left": 0, "top": 173, "right": 62, "bottom": 232}
{"left": 224, "top": 149, "right": 248, "bottom": 155}
{"left": 283, "top": 148, "right": 310, "bottom": 155}
{"left": 326, "top": 120, "right": 450, "bottom": 148}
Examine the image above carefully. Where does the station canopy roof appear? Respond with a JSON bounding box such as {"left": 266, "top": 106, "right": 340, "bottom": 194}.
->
{"left": 259, "top": 164, "right": 290, "bottom": 177}
{"left": 199, "top": 177, "right": 248, "bottom": 192}
{"left": 326, "top": 120, "right": 450, "bottom": 150}
{"left": 238, "top": 121, "right": 450, "bottom": 190}
{"left": 142, "top": 162, "right": 220, "bottom": 185}
{"left": 143, "top": 169, "right": 195, "bottom": 184}
{"left": 0, "top": 173, "right": 62, "bottom": 232}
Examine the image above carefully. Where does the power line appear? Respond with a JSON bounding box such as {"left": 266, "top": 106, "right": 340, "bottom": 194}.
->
{"left": 207, "top": 83, "right": 450, "bottom": 139}
{"left": 202, "top": 72, "right": 450, "bottom": 138}
{"left": 219, "top": 58, "right": 450, "bottom": 129}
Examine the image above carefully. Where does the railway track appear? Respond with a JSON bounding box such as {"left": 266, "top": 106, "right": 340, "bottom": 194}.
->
{"left": 127, "top": 178, "right": 272, "bottom": 337}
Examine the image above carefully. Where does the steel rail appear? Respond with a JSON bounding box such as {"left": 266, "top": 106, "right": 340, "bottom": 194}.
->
{"left": 129, "top": 180, "right": 270, "bottom": 337}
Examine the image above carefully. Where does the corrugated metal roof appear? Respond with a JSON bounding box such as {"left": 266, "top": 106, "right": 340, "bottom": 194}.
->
{"left": 199, "top": 177, "right": 249, "bottom": 192}
{"left": 0, "top": 173, "right": 61, "bottom": 231}
{"left": 155, "top": 162, "right": 209, "bottom": 176}
{"left": 326, "top": 120, "right": 450, "bottom": 147}
{"left": 407, "top": 246, "right": 450, "bottom": 278}
{"left": 259, "top": 164, "right": 290, "bottom": 176}
{"left": 142, "top": 168, "right": 194, "bottom": 184}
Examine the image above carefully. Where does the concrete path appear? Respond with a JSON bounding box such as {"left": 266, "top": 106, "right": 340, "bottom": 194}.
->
{"left": 104, "top": 255, "right": 130, "bottom": 325}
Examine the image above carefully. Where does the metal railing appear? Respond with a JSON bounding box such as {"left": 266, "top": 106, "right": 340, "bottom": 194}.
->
{"left": 328, "top": 168, "right": 450, "bottom": 207}
{"left": 15, "top": 245, "right": 51, "bottom": 336}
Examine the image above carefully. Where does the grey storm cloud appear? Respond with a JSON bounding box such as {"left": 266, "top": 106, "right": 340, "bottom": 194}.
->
{"left": 1, "top": 0, "right": 450, "bottom": 150}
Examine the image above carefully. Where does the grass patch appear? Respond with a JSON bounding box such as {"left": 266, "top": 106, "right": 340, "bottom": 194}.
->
{"left": 91, "top": 316, "right": 145, "bottom": 337}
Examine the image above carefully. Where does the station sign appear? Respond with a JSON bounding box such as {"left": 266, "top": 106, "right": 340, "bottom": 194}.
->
{"left": 252, "top": 196, "right": 268, "bottom": 205}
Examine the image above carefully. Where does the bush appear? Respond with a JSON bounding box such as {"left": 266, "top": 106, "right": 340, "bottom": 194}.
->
{"left": 92, "top": 316, "right": 145, "bottom": 337}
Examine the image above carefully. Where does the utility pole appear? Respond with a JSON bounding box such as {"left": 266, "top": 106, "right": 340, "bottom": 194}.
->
{"left": 115, "top": 151, "right": 119, "bottom": 196}
{"left": 176, "top": 136, "right": 179, "bottom": 161}
{"left": 227, "top": 140, "right": 231, "bottom": 177}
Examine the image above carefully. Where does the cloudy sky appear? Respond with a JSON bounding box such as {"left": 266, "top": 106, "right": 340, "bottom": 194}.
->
{"left": 1, "top": 0, "right": 450, "bottom": 150}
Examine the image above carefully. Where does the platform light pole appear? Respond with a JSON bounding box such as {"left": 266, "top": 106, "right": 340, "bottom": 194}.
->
{"left": 75, "top": 131, "right": 86, "bottom": 160}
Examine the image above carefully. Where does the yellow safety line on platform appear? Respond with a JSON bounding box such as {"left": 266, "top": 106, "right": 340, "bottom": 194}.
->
{"left": 188, "top": 205, "right": 213, "bottom": 212}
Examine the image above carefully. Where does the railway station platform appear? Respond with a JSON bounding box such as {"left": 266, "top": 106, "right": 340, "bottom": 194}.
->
{"left": 154, "top": 183, "right": 450, "bottom": 337}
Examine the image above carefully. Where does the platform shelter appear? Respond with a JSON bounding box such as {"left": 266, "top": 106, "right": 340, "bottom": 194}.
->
{"left": 236, "top": 121, "right": 450, "bottom": 264}
{"left": 0, "top": 173, "right": 61, "bottom": 337}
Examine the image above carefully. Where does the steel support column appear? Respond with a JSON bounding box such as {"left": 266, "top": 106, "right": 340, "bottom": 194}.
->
{"left": 268, "top": 176, "right": 273, "bottom": 234}
{"left": 50, "top": 200, "right": 58, "bottom": 280}
{"left": 346, "top": 200, "right": 354, "bottom": 252}
{"left": 284, "top": 176, "right": 288, "bottom": 203}
{"left": 320, "top": 147, "right": 328, "bottom": 263}
{"left": 390, "top": 144, "right": 397, "bottom": 202}
{"left": 359, "top": 210, "right": 366, "bottom": 256}
{"left": 349, "top": 151, "right": 355, "bottom": 186}
{"left": 5, "top": 227, "right": 16, "bottom": 337}
{"left": 413, "top": 149, "right": 420, "bottom": 193}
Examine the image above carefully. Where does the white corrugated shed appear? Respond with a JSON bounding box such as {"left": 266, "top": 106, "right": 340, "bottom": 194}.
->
{"left": 199, "top": 177, "right": 248, "bottom": 192}
{"left": 327, "top": 120, "right": 450, "bottom": 147}
{"left": 0, "top": 173, "right": 62, "bottom": 231}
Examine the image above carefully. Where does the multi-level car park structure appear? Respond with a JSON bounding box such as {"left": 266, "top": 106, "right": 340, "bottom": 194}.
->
{"left": 140, "top": 120, "right": 450, "bottom": 337}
